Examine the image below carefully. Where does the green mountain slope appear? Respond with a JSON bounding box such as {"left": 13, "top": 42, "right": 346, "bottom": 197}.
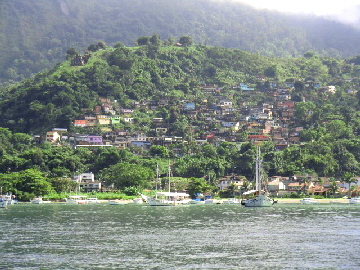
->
{"left": 1, "top": 0, "right": 360, "bottom": 84}
{"left": 1, "top": 41, "right": 359, "bottom": 135}
{"left": 1, "top": 41, "right": 360, "bottom": 193}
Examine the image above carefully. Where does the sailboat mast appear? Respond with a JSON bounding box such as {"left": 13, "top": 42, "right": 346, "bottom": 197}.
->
{"left": 256, "top": 147, "right": 261, "bottom": 191}
{"left": 168, "top": 160, "right": 171, "bottom": 192}
{"left": 155, "top": 163, "right": 159, "bottom": 199}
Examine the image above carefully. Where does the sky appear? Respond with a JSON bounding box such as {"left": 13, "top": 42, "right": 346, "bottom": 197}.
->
{"left": 236, "top": 0, "right": 360, "bottom": 27}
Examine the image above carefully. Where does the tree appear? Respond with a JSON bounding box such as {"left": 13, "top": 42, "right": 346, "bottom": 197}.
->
{"left": 202, "top": 144, "right": 217, "bottom": 158}
{"left": 66, "top": 48, "right": 78, "bottom": 59}
{"left": 187, "top": 177, "right": 212, "bottom": 198}
{"left": 179, "top": 36, "right": 193, "bottom": 47}
{"left": 330, "top": 178, "right": 338, "bottom": 198}
{"left": 15, "top": 169, "right": 53, "bottom": 199}
{"left": 49, "top": 177, "right": 77, "bottom": 193}
{"left": 342, "top": 172, "right": 356, "bottom": 197}
{"left": 150, "top": 34, "right": 161, "bottom": 46}
{"left": 264, "top": 65, "right": 278, "bottom": 78}
{"left": 136, "top": 36, "right": 150, "bottom": 46}
{"left": 304, "top": 51, "right": 315, "bottom": 58}
{"left": 105, "top": 162, "right": 154, "bottom": 189}
{"left": 149, "top": 145, "right": 169, "bottom": 158}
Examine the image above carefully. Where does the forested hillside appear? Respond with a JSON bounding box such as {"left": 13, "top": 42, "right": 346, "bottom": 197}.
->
{"left": 0, "top": 39, "right": 360, "bottom": 201}
{"left": 2, "top": 0, "right": 360, "bottom": 85}
{"left": 2, "top": 40, "right": 359, "bottom": 134}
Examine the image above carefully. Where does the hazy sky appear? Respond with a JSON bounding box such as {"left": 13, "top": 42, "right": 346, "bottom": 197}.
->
{"left": 237, "top": 0, "right": 360, "bottom": 27}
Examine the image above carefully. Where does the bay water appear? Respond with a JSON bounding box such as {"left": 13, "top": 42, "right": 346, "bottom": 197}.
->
{"left": 1, "top": 203, "right": 359, "bottom": 269}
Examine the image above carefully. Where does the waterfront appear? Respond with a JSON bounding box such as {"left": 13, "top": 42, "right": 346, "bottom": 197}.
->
{"left": 1, "top": 203, "right": 360, "bottom": 269}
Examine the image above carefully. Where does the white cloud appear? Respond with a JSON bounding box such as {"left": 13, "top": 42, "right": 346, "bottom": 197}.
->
{"left": 236, "top": 0, "right": 360, "bottom": 27}
{"left": 237, "top": 0, "right": 359, "bottom": 15}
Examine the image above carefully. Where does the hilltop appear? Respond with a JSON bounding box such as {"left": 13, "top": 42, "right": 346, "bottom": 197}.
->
{"left": 2, "top": 0, "right": 360, "bottom": 84}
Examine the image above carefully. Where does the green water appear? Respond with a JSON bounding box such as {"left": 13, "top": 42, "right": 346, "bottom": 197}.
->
{"left": 1, "top": 203, "right": 359, "bottom": 269}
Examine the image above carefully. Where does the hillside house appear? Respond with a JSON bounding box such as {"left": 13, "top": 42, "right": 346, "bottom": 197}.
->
{"left": 239, "top": 83, "right": 254, "bottom": 91}
{"left": 130, "top": 141, "right": 151, "bottom": 148}
{"left": 156, "top": 127, "right": 168, "bottom": 134}
{"left": 85, "top": 116, "right": 97, "bottom": 127}
{"left": 219, "top": 100, "right": 233, "bottom": 108}
{"left": 184, "top": 103, "right": 196, "bottom": 110}
{"left": 200, "top": 84, "right": 221, "bottom": 94}
{"left": 111, "top": 117, "right": 121, "bottom": 125}
{"left": 248, "top": 135, "right": 271, "bottom": 144}
{"left": 46, "top": 130, "right": 61, "bottom": 143}
{"left": 73, "top": 172, "right": 101, "bottom": 192}
{"left": 74, "top": 120, "right": 87, "bottom": 127}
{"left": 97, "top": 115, "right": 111, "bottom": 125}
{"left": 87, "top": 135, "right": 103, "bottom": 145}
{"left": 267, "top": 176, "right": 287, "bottom": 196}
{"left": 121, "top": 109, "right": 134, "bottom": 116}
{"left": 123, "top": 118, "right": 134, "bottom": 124}
{"left": 218, "top": 175, "right": 245, "bottom": 191}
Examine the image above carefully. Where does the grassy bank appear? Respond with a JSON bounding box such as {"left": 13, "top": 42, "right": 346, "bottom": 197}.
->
{"left": 43, "top": 192, "right": 137, "bottom": 201}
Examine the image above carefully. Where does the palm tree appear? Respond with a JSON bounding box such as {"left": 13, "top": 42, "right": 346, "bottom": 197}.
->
{"left": 329, "top": 178, "right": 338, "bottom": 198}
{"left": 342, "top": 172, "right": 356, "bottom": 197}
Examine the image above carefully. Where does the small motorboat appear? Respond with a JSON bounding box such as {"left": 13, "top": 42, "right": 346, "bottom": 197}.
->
{"left": 300, "top": 198, "right": 318, "bottom": 204}
{"left": 108, "top": 200, "right": 126, "bottom": 205}
{"left": 30, "top": 197, "right": 43, "bottom": 204}
{"left": 349, "top": 197, "right": 360, "bottom": 204}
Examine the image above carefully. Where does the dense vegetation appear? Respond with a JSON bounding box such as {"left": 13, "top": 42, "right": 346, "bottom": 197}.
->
{"left": 1, "top": 38, "right": 360, "bottom": 200}
{"left": 2, "top": 0, "right": 360, "bottom": 85}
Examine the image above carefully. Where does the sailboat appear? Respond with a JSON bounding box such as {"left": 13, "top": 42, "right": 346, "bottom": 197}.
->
{"left": 241, "top": 147, "right": 276, "bottom": 207}
{"left": 141, "top": 162, "right": 191, "bottom": 206}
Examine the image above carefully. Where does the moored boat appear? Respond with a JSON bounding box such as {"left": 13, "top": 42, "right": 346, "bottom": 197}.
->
{"left": 65, "top": 195, "right": 88, "bottom": 204}
{"left": 141, "top": 192, "right": 191, "bottom": 206}
{"left": 132, "top": 198, "right": 144, "bottom": 204}
{"left": 0, "top": 200, "right": 7, "bottom": 208}
{"left": 108, "top": 200, "right": 127, "bottom": 205}
{"left": 349, "top": 197, "right": 360, "bottom": 204}
{"left": 0, "top": 193, "right": 17, "bottom": 206}
{"left": 141, "top": 161, "right": 191, "bottom": 206}
{"left": 189, "top": 198, "right": 205, "bottom": 204}
{"left": 86, "top": 197, "right": 99, "bottom": 204}
{"left": 30, "top": 197, "right": 43, "bottom": 204}
{"left": 241, "top": 147, "right": 276, "bottom": 207}
{"left": 204, "top": 198, "right": 223, "bottom": 204}
{"left": 222, "top": 198, "right": 241, "bottom": 204}
{"left": 300, "top": 198, "right": 318, "bottom": 204}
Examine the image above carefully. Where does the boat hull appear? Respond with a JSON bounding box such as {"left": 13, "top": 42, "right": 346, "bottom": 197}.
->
{"left": 242, "top": 195, "right": 274, "bottom": 207}
{"left": 141, "top": 193, "right": 191, "bottom": 206}
{"left": 300, "top": 198, "right": 318, "bottom": 204}
{"left": 108, "top": 200, "right": 126, "bottom": 205}
{"left": 65, "top": 196, "right": 88, "bottom": 204}
{"left": 349, "top": 198, "right": 360, "bottom": 204}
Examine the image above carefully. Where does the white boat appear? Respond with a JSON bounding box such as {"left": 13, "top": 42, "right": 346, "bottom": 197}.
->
{"left": 0, "top": 200, "right": 7, "bottom": 208}
{"left": 65, "top": 195, "right": 88, "bottom": 204}
{"left": 30, "top": 197, "right": 43, "bottom": 204}
{"left": 141, "top": 192, "right": 191, "bottom": 206}
{"left": 0, "top": 193, "right": 17, "bottom": 206}
{"left": 349, "top": 197, "right": 360, "bottom": 204}
{"left": 86, "top": 197, "right": 99, "bottom": 203}
{"left": 108, "top": 200, "right": 127, "bottom": 205}
{"left": 141, "top": 161, "right": 191, "bottom": 206}
{"left": 223, "top": 198, "right": 241, "bottom": 204}
{"left": 300, "top": 198, "right": 319, "bottom": 204}
{"left": 204, "top": 198, "right": 223, "bottom": 204}
{"left": 189, "top": 199, "right": 205, "bottom": 204}
{"left": 241, "top": 147, "right": 276, "bottom": 207}
{"left": 132, "top": 198, "right": 144, "bottom": 204}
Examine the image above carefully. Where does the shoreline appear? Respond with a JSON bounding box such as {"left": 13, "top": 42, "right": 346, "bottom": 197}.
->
{"left": 275, "top": 198, "right": 350, "bottom": 204}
